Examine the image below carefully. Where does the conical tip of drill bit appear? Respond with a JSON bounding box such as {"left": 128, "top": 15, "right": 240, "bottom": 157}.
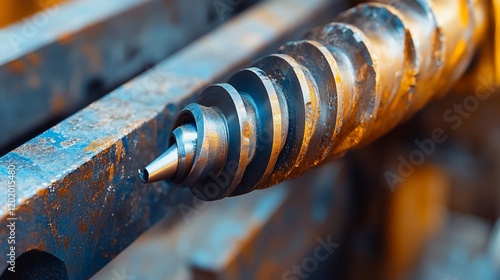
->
{"left": 138, "top": 168, "right": 149, "bottom": 183}
{"left": 140, "top": 144, "right": 179, "bottom": 183}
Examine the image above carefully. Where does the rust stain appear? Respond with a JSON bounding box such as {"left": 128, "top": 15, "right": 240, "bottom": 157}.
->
{"left": 91, "top": 210, "right": 99, "bottom": 222}
{"left": 91, "top": 180, "right": 106, "bottom": 202}
{"left": 80, "top": 163, "right": 94, "bottom": 182}
{"left": 63, "top": 238, "right": 69, "bottom": 250}
{"left": 38, "top": 188, "right": 50, "bottom": 204}
{"left": 58, "top": 32, "right": 73, "bottom": 45}
{"left": 79, "top": 221, "right": 89, "bottom": 233}
{"left": 115, "top": 140, "right": 123, "bottom": 164}
{"left": 110, "top": 237, "right": 117, "bottom": 247}
{"left": 26, "top": 52, "right": 42, "bottom": 66}
{"left": 109, "top": 165, "right": 115, "bottom": 181}
{"left": 84, "top": 137, "right": 114, "bottom": 152}
{"left": 8, "top": 59, "right": 25, "bottom": 74}
{"left": 27, "top": 243, "right": 47, "bottom": 252}
{"left": 98, "top": 177, "right": 105, "bottom": 191}
{"left": 57, "top": 184, "right": 74, "bottom": 204}
{"left": 51, "top": 95, "right": 67, "bottom": 113}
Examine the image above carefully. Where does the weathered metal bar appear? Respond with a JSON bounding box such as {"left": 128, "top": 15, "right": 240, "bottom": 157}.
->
{"left": 0, "top": 0, "right": 342, "bottom": 278}
{"left": 0, "top": 0, "right": 239, "bottom": 151}
{"left": 92, "top": 162, "right": 348, "bottom": 280}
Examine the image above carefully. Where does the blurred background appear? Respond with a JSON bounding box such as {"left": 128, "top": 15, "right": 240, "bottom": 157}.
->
{"left": 0, "top": 0, "right": 499, "bottom": 279}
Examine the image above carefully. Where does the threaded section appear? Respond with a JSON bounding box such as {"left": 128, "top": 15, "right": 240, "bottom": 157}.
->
{"left": 169, "top": 0, "right": 487, "bottom": 200}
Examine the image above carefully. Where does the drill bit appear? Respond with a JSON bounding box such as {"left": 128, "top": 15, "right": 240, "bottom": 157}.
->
{"left": 141, "top": 0, "right": 487, "bottom": 200}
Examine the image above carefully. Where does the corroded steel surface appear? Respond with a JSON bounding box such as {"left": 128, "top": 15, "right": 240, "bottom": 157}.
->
{"left": 0, "top": 0, "right": 223, "bottom": 151}
{"left": 0, "top": 0, "right": 340, "bottom": 278}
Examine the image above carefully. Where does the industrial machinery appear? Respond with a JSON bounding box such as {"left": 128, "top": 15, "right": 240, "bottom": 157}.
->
{"left": 141, "top": 0, "right": 487, "bottom": 200}
{"left": 0, "top": 0, "right": 499, "bottom": 279}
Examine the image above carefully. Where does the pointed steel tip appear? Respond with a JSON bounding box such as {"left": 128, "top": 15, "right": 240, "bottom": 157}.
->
{"left": 140, "top": 144, "right": 179, "bottom": 184}
{"left": 138, "top": 168, "right": 149, "bottom": 183}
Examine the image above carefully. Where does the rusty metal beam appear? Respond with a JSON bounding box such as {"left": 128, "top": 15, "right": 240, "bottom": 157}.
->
{"left": 0, "top": 0, "right": 248, "bottom": 152}
{"left": 0, "top": 0, "right": 344, "bottom": 278}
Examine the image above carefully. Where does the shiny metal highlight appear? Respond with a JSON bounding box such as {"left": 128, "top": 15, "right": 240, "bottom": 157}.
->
{"left": 142, "top": 0, "right": 488, "bottom": 200}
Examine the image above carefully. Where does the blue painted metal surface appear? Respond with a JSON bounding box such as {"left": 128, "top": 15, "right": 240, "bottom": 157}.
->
{"left": 0, "top": 0, "right": 230, "bottom": 151}
{"left": 0, "top": 0, "right": 339, "bottom": 278}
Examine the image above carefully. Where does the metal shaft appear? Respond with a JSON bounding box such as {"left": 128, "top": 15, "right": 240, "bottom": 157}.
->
{"left": 141, "top": 0, "right": 488, "bottom": 200}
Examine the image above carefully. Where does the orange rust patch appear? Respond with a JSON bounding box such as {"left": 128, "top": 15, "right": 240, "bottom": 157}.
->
{"left": 80, "top": 163, "right": 94, "bottom": 182}
{"left": 56, "top": 184, "right": 74, "bottom": 204}
{"left": 79, "top": 221, "right": 89, "bottom": 233}
{"left": 153, "top": 119, "right": 158, "bottom": 133}
{"left": 63, "top": 238, "right": 69, "bottom": 250}
{"left": 84, "top": 137, "right": 114, "bottom": 152}
{"left": 109, "top": 165, "right": 115, "bottom": 181}
{"left": 51, "top": 95, "right": 67, "bottom": 113}
{"left": 38, "top": 188, "right": 50, "bottom": 204}
{"left": 60, "top": 184, "right": 75, "bottom": 204}
{"left": 91, "top": 210, "right": 99, "bottom": 222}
{"left": 115, "top": 140, "right": 124, "bottom": 163}
{"left": 8, "top": 59, "right": 25, "bottom": 74}
{"left": 27, "top": 243, "right": 47, "bottom": 252}
{"left": 26, "top": 52, "right": 42, "bottom": 66}
{"left": 58, "top": 32, "right": 73, "bottom": 45}
{"left": 90, "top": 180, "right": 106, "bottom": 202}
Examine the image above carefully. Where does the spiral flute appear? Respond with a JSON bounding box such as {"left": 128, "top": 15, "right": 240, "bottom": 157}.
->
{"left": 140, "top": 0, "right": 488, "bottom": 200}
